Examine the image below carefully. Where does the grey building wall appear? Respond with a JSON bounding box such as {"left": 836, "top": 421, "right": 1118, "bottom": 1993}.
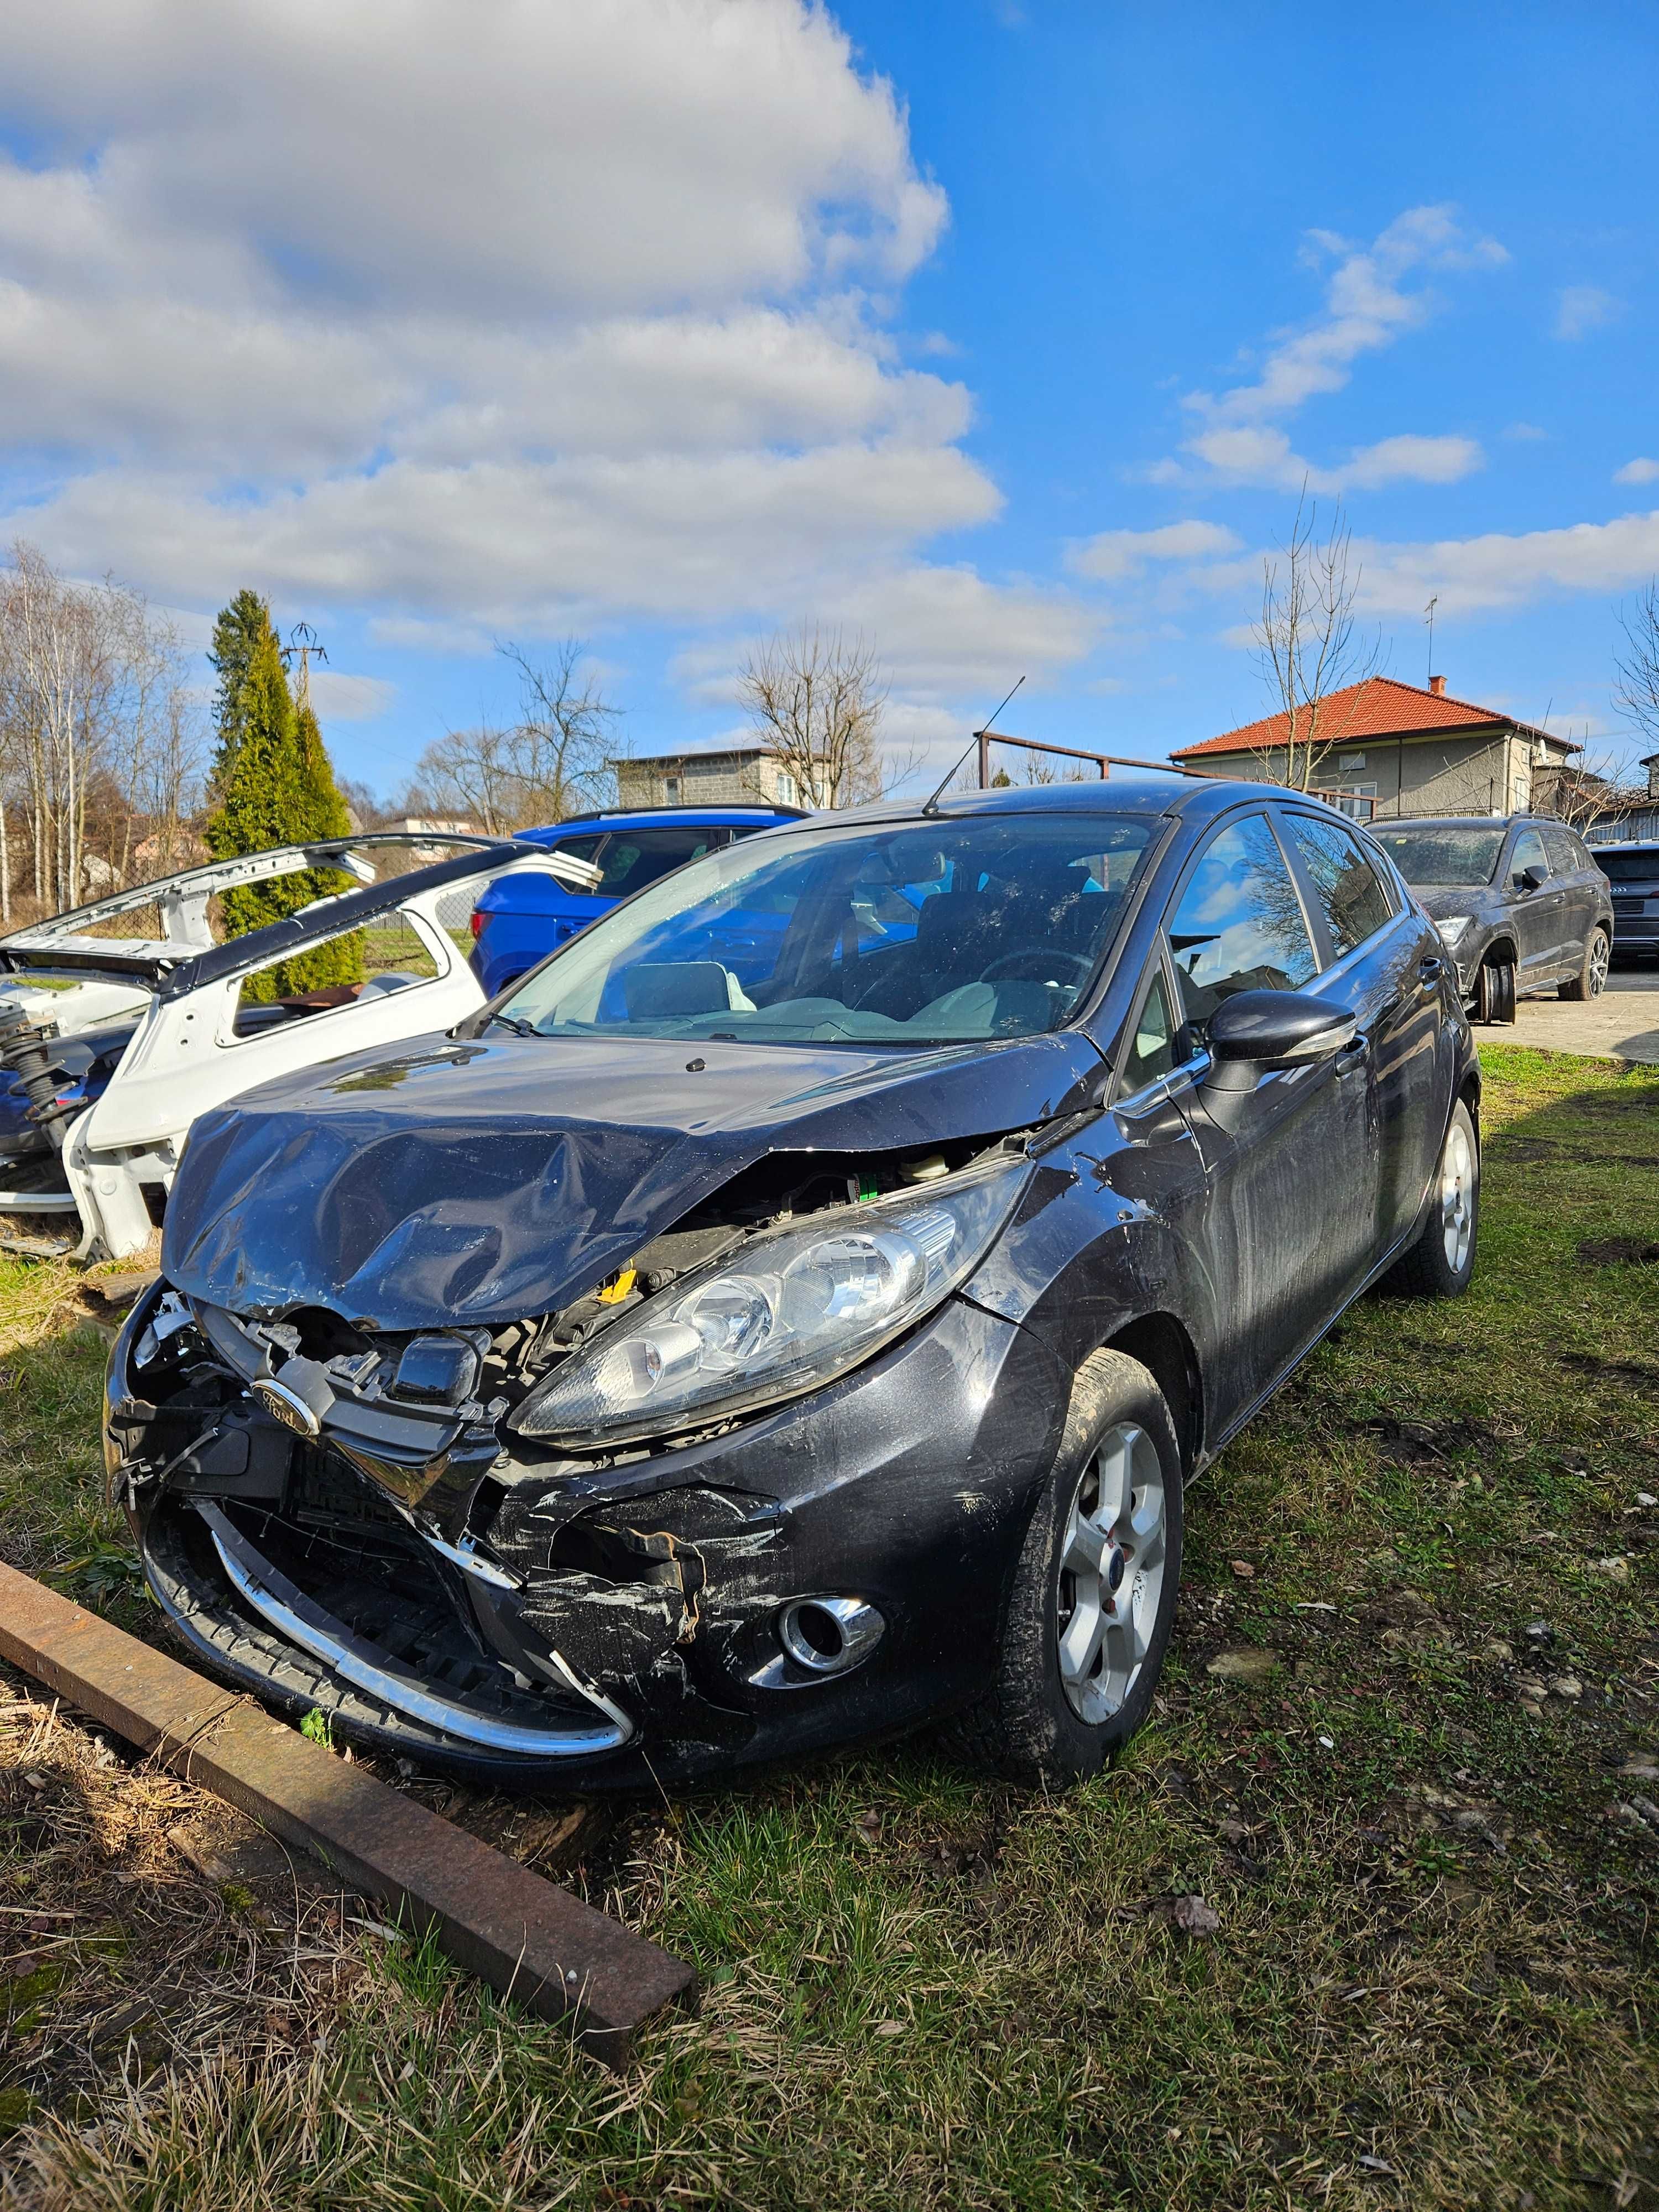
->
{"left": 1206, "top": 730, "right": 1543, "bottom": 818}
{"left": 612, "top": 750, "right": 802, "bottom": 808}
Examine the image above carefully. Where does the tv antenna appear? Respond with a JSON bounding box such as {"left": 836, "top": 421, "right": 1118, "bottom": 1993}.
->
{"left": 921, "top": 676, "right": 1026, "bottom": 817}
{"left": 1423, "top": 595, "right": 1438, "bottom": 686}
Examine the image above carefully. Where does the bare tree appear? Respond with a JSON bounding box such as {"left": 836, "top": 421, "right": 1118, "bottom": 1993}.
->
{"left": 736, "top": 623, "right": 890, "bottom": 808}
{"left": 412, "top": 640, "right": 621, "bottom": 832}
{"left": 1252, "top": 488, "right": 1383, "bottom": 791}
{"left": 0, "top": 541, "right": 203, "bottom": 916}
{"left": 1532, "top": 743, "right": 1650, "bottom": 834}
{"left": 1615, "top": 579, "right": 1659, "bottom": 755}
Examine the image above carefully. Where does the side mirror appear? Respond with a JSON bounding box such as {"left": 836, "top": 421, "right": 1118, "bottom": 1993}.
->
{"left": 1202, "top": 989, "right": 1357, "bottom": 1093}
{"left": 1515, "top": 864, "right": 1548, "bottom": 893}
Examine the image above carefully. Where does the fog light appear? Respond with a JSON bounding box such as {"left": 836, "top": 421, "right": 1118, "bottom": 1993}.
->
{"left": 777, "top": 1596, "right": 885, "bottom": 1677}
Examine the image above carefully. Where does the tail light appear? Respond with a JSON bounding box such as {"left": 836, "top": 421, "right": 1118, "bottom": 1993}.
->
{"left": 469, "top": 910, "right": 483, "bottom": 939}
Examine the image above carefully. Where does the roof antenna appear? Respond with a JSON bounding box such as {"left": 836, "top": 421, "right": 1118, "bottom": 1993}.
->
{"left": 1423, "top": 594, "right": 1437, "bottom": 686}
{"left": 921, "top": 676, "right": 1025, "bottom": 817}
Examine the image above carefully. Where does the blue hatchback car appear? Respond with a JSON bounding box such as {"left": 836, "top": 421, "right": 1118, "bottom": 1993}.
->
{"left": 469, "top": 805, "right": 804, "bottom": 997}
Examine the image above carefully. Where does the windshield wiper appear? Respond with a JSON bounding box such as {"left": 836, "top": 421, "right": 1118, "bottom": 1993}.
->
{"left": 489, "top": 1013, "right": 538, "bottom": 1037}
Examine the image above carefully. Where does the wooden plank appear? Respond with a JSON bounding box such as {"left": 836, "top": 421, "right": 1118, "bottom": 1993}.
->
{"left": 0, "top": 1558, "right": 695, "bottom": 2064}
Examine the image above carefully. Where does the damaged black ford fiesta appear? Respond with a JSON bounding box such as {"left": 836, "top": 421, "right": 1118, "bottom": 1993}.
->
{"left": 105, "top": 776, "right": 1479, "bottom": 1788}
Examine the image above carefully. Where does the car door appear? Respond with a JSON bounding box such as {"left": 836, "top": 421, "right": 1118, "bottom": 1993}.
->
{"left": 1277, "top": 806, "right": 1451, "bottom": 1254}
{"left": 1165, "top": 808, "right": 1380, "bottom": 1415}
{"left": 1541, "top": 825, "right": 1592, "bottom": 972}
{"left": 1507, "top": 825, "right": 1566, "bottom": 985}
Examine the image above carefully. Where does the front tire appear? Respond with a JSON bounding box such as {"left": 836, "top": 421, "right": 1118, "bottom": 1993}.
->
{"left": 1389, "top": 1097, "right": 1479, "bottom": 1298}
{"left": 1559, "top": 927, "right": 1610, "bottom": 1001}
{"left": 1475, "top": 957, "right": 1516, "bottom": 1024}
{"left": 948, "top": 1348, "right": 1183, "bottom": 1785}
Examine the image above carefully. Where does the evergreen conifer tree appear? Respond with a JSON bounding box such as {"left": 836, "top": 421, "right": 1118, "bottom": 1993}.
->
{"left": 205, "top": 593, "right": 362, "bottom": 999}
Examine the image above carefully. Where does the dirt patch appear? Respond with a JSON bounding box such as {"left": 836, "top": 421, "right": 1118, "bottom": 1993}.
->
{"left": 1353, "top": 1415, "right": 1496, "bottom": 1465}
{"left": 1559, "top": 1350, "right": 1659, "bottom": 1389}
{"left": 1488, "top": 1136, "right": 1562, "bottom": 1162}
{"left": 1577, "top": 1235, "right": 1659, "bottom": 1266}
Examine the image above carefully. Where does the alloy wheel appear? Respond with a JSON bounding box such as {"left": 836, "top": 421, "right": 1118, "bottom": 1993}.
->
{"left": 1440, "top": 1119, "right": 1475, "bottom": 1272}
{"left": 1055, "top": 1421, "right": 1167, "bottom": 1723}
{"left": 1589, "top": 930, "right": 1610, "bottom": 997}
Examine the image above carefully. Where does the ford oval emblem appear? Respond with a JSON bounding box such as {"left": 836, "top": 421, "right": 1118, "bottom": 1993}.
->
{"left": 253, "top": 1376, "right": 321, "bottom": 1438}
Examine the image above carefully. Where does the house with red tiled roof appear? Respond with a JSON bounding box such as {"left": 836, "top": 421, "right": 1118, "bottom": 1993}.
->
{"left": 1169, "top": 674, "right": 1579, "bottom": 820}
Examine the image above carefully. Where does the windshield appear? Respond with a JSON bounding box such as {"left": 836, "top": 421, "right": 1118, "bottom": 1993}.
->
{"left": 493, "top": 813, "right": 1155, "bottom": 1047}
{"left": 1595, "top": 847, "right": 1659, "bottom": 883}
{"left": 1371, "top": 826, "right": 1505, "bottom": 887}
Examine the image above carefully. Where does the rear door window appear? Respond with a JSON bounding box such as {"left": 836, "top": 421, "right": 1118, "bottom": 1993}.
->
{"left": 1284, "top": 812, "right": 1395, "bottom": 957}
{"left": 1167, "top": 813, "right": 1318, "bottom": 1039}
{"left": 591, "top": 830, "right": 717, "bottom": 896}
{"left": 1541, "top": 826, "right": 1580, "bottom": 875}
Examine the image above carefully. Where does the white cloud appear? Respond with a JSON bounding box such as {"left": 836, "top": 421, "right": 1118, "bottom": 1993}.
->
{"left": 18, "top": 445, "right": 999, "bottom": 633}
{"left": 1069, "top": 520, "right": 1241, "bottom": 581}
{"left": 1614, "top": 457, "right": 1659, "bottom": 486}
{"left": 1502, "top": 421, "right": 1547, "bottom": 442}
{"left": 0, "top": 0, "right": 1045, "bottom": 699}
{"left": 1350, "top": 508, "right": 1659, "bottom": 617}
{"left": 671, "top": 562, "right": 1102, "bottom": 718}
{"left": 829, "top": 564, "right": 1102, "bottom": 698}
{"left": 0, "top": 2, "right": 945, "bottom": 316}
{"left": 1181, "top": 425, "right": 1482, "bottom": 494}
{"left": 307, "top": 672, "right": 396, "bottom": 723}
{"left": 1554, "top": 285, "right": 1619, "bottom": 341}
{"left": 1159, "top": 206, "right": 1503, "bottom": 492}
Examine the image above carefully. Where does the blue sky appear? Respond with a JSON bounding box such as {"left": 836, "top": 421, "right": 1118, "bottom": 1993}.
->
{"left": 2, "top": 1, "right": 1656, "bottom": 800}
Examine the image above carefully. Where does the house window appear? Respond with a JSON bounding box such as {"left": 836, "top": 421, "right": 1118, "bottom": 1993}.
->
{"left": 1338, "top": 752, "right": 1367, "bottom": 770}
{"left": 662, "top": 775, "right": 682, "bottom": 804}
{"left": 776, "top": 770, "right": 798, "bottom": 806}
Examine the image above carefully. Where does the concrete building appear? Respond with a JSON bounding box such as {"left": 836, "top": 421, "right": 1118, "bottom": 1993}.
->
{"left": 611, "top": 748, "right": 807, "bottom": 810}
{"left": 1169, "top": 675, "right": 1579, "bottom": 819}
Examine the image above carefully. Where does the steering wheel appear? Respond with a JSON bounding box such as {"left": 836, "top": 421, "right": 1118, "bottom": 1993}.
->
{"left": 977, "top": 946, "right": 1093, "bottom": 985}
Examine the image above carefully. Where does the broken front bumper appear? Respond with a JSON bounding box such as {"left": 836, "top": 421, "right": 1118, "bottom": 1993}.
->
{"left": 107, "top": 1281, "right": 1068, "bottom": 1790}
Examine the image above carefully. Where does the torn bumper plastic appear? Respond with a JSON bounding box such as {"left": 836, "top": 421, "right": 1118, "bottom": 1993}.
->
{"left": 109, "top": 1277, "right": 1068, "bottom": 1789}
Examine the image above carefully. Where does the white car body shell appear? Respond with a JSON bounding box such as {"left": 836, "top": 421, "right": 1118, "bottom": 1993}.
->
{"left": 0, "top": 836, "right": 597, "bottom": 1258}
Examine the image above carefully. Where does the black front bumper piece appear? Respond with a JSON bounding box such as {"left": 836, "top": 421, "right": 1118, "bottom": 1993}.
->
{"left": 109, "top": 1280, "right": 1068, "bottom": 1790}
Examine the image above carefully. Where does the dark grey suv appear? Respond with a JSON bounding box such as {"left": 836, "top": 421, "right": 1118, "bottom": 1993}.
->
{"left": 1370, "top": 816, "right": 1614, "bottom": 1023}
{"left": 1594, "top": 841, "right": 1659, "bottom": 964}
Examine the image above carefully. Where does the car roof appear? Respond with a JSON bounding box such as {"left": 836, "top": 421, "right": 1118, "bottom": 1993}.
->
{"left": 522, "top": 805, "right": 803, "bottom": 841}
{"left": 778, "top": 771, "right": 1308, "bottom": 831}
{"left": 1370, "top": 814, "right": 1553, "bottom": 832}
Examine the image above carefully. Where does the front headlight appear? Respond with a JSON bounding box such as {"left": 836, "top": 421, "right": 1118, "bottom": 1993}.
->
{"left": 1434, "top": 914, "right": 1472, "bottom": 947}
{"left": 513, "top": 1154, "right": 1031, "bottom": 1448}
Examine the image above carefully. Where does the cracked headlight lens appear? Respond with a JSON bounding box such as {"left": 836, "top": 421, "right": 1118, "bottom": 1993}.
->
{"left": 1434, "top": 914, "right": 1472, "bottom": 947}
{"left": 513, "top": 1154, "right": 1030, "bottom": 1447}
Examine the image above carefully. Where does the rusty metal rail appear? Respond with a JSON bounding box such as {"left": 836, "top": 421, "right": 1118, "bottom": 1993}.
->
{"left": 0, "top": 1558, "right": 695, "bottom": 2065}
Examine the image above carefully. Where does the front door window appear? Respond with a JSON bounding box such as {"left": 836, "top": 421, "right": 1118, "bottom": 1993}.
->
{"left": 1167, "top": 813, "right": 1318, "bottom": 1039}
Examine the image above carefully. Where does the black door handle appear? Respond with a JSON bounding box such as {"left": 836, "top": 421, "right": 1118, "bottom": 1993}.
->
{"left": 1418, "top": 954, "right": 1444, "bottom": 987}
{"left": 1334, "top": 1038, "right": 1369, "bottom": 1075}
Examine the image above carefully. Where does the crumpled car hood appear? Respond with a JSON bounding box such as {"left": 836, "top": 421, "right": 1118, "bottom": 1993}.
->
{"left": 161, "top": 1029, "right": 1102, "bottom": 1328}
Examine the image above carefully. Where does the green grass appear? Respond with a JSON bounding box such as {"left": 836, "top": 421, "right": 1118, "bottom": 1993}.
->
{"left": 2, "top": 1044, "right": 1656, "bottom": 2210}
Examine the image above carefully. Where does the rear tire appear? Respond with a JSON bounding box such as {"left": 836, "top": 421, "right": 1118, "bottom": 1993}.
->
{"left": 946, "top": 1348, "right": 1183, "bottom": 1785}
{"left": 1389, "top": 1098, "right": 1479, "bottom": 1298}
{"left": 1475, "top": 957, "right": 1516, "bottom": 1025}
{"left": 1559, "top": 927, "right": 1610, "bottom": 1001}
